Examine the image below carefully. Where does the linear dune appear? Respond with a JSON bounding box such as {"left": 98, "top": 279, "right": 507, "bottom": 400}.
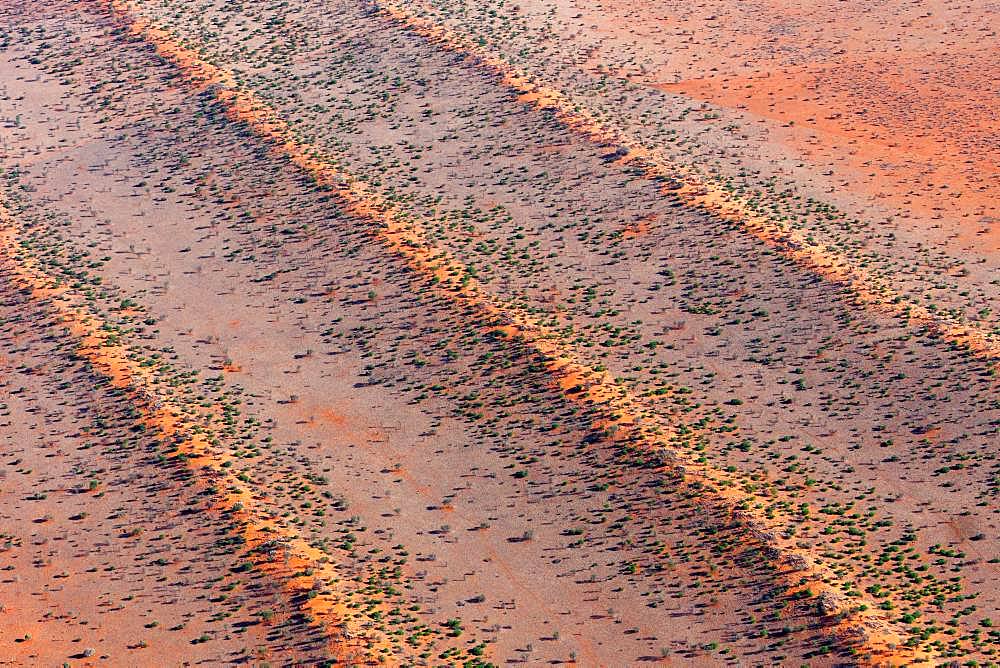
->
{"left": 0, "top": 198, "right": 396, "bottom": 663}
{"left": 84, "top": 1, "right": 938, "bottom": 662}
{"left": 375, "top": 1, "right": 998, "bottom": 364}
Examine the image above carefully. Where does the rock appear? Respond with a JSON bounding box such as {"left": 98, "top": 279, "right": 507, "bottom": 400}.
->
{"left": 817, "top": 590, "right": 844, "bottom": 616}
{"left": 783, "top": 553, "right": 810, "bottom": 572}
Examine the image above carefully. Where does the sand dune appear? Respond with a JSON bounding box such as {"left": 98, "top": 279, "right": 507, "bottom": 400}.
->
{"left": 1, "top": 0, "right": 997, "bottom": 665}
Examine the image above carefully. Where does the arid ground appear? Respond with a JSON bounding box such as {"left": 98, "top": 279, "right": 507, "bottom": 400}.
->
{"left": 0, "top": 0, "right": 997, "bottom": 666}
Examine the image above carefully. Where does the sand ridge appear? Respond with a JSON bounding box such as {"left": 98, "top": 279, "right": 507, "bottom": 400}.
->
{"left": 375, "top": 1, "right": 999, "bottom": 364}
{"left": 1, "top": 0, "right": 996, "bottom": 663}
{"left": 87, "top": 1, "right": 937, "bottom": 661}
{"left": 0, "top": 197, "right": 399, "bottom": 665}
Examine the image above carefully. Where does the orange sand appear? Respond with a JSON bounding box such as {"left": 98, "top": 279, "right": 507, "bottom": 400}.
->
{"left": 659, "top": 55, "right": 1000, "bottom": 247}
{"left": 376, "top": 1, "right": 999, "bottom": 364}
{"left": 91, "top": 1, "right": 931, "bottom": 659}
{"left": 0, "top": 199, "right": 394, "bottom": 665}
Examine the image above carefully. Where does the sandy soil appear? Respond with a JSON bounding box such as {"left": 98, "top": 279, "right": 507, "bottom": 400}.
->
{"left": 530, "top": 0, "right": 1000, "bottom": 245}
{"left": 1, "top": 0, "right": 997, "bottom": 666}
